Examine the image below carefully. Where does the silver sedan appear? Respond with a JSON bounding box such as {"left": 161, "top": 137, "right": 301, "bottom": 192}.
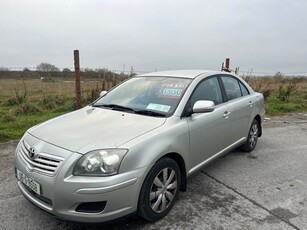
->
{"left": 14, "top": 70, "right": 265, "bottom": 222}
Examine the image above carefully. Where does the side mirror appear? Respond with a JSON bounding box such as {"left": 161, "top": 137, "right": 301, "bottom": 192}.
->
{"left": 99, "top": 91, "right": 108, "bottom": 97}
{"left": 193, "top": 100, "right": 215, "bottom": 113}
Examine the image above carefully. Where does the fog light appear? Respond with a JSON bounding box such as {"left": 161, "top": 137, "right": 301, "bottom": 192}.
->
{"left": 75, "top": 201, "right": 107, "bottom": 213}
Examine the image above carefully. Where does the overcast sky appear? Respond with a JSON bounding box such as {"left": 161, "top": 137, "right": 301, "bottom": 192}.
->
{"left": 0, "top": 0, "right": 306, "bottom": 75}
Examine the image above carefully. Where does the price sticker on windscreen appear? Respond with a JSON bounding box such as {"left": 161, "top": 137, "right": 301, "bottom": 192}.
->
{"left": 157, "top": 82, "right": 188, "bottom": 98}
{"left": 146, "top": 103, "right": 171, "bottom": 112}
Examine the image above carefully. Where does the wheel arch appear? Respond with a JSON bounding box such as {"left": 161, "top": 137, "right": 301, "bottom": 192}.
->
{"left": 254, "top": 114, "right": 262, "bottom": 137}
{"left": 158, "top": 152, "right": 187, "bottom": 192}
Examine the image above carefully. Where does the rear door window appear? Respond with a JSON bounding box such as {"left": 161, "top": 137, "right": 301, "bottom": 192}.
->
{"left": 239, "top": 82, "right": 249, "bottom": 96}
{"left": 221, "top": 76, "right": 242, "bottom": 101}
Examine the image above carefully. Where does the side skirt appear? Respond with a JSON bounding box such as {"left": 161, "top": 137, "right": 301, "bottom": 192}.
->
{"left": 188, "top": 137, "right": 246, "bottom": 176}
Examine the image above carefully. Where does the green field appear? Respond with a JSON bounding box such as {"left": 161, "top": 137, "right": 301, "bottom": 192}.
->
{"left": 0, "top": 72, "right": 306, "bottom": 143}
{"left": 0, "top": 70, "right": 126, "bottom": 142}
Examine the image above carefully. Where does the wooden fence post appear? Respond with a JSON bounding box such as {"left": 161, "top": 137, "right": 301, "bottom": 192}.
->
{"left": 74, "top": 50, "right": 81, "bottom": 109}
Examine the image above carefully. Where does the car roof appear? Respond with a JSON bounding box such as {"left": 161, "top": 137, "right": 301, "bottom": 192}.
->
{"left": 139, "top": 70, "right": 227, "bottom": 79}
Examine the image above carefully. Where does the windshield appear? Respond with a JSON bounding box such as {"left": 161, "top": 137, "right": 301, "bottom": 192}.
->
{"left": 93, "top": 76, "right": 192, "bottom": 116}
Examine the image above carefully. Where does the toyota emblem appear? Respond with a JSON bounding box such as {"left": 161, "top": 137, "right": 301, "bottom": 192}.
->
{"left": 28, "top": 147, "right": 36, "bottom": 159}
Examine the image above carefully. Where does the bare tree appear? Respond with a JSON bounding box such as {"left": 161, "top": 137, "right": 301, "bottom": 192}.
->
{"left": 62, "top": 68, "right": 72, "bottom": 73}
{"left": 36, "top": 63, "right": 60, "bottom": 72}
{"left": 23, "top": 68, "right": 31, "bottom": 72}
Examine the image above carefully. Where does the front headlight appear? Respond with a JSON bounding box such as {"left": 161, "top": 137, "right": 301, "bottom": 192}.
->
{"left": 73, "top": 149, "right": 128, "bottom": 176}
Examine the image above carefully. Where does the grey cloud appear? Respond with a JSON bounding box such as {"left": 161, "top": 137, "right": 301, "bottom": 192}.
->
{"left": 0, "top": 0, "right": 306, "bottom": 74}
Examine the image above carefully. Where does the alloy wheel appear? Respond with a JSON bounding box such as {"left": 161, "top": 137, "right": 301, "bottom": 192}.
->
{"left": 149, "top": 167, "right": 178, "bottom": 213}
{"left": 249, "top": 122, "right": 259, "bottom": 149}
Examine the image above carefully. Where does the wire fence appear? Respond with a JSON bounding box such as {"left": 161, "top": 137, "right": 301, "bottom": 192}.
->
{"left": 0, "top": 66, "right": 149, "bottom": 75}
{"left": 1, "top": 66, "right": 307, "bottom": 77}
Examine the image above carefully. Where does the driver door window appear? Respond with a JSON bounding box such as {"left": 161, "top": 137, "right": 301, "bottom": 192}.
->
{"left": 190, "top": 77, "right": 223, "bottom": 106}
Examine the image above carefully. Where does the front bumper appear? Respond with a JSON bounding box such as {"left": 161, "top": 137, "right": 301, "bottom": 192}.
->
{"left": 14, "top": 134, "right": 149, "bottom": 223}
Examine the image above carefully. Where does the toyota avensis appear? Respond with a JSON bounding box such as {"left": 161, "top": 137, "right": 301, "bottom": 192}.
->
{"left": 14, "top": 70, "right": 265, "bottom": 222}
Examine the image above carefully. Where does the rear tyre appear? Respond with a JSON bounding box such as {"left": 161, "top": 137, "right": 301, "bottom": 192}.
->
{"left": 138, "top": 157, "right": 181, "bottom": 222}
{"left": 240, "top": 119, "right": 260, "bottom": 152}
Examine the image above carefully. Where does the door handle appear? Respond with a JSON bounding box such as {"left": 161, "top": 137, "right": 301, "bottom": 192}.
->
{"left": 223, "top": 111, "right": 231, "bottom": 119}
{"left": 249, "top": 101, "right": 253, "bottom": 108}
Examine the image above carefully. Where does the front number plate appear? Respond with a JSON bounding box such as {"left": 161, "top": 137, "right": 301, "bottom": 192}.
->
{"left": 17, "top": 169, "right": 41, "bottom": 195}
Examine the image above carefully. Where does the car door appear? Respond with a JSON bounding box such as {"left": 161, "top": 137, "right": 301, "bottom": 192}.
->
{"left": 220, "top": 75, "right": 254, "bottom": 143}
{"left": 186, "top": 76, "right": 231, "bottom": 171}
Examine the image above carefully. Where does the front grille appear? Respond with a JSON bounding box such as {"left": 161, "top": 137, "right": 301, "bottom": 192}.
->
{"left": 18, "top": 140, "right": 65, "bottom": 176}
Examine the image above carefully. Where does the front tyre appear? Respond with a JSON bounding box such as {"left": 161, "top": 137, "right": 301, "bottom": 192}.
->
{"left": 138, "top": 157, "right": 181, "bottom": 222}
{"left": 240, "top": 119, "right": 260, "bottom": 152}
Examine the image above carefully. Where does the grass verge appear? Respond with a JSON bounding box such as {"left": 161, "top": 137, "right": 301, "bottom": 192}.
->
{"left": 265, "top": 94, "right": 307, "bottom": 116}
{"left": 0, "top": 97, "right": 75, "bottom": 143}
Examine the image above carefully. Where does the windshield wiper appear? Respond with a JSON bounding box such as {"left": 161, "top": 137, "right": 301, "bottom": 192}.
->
{"left": 135, "top": 110, "right": 166, "bottom": 117}
{"left": 93, "top": 104, "right": 135, "bottom": 112}
{"left": 92, "top": 104, "right": 166, "bottom": 117}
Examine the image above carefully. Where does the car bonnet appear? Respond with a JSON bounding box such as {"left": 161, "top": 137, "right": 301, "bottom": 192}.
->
{"left": 27, "top": 106, "right": 166, "bottom": 153}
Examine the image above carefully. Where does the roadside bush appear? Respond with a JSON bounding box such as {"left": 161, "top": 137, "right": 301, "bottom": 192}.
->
{"left": 3, "top": 113, "right": 16, "bottom": 122}
{"left": 3, "top": 96, "right": 25, "bottom": 106}
{"left": 244, "top": 78, "right": 274, "bottom": 99}
{"left": 38, "top": 95, "right": 66, "bottom": 110}
{"left": 273, "top": 71, "right": 284, "bottom": 83}
{"left": 53, "top": 99, "right": 75, "bottom": 112}
{"left": 10, "top": 102, "right": 42, "bottom": 116}
{"left": 53, "top": 95, "right": 66, "bottom": 105}
{"left": 277, "top": 82, "right": 298, "bottom": 102}
{"left": 39, "top": 96, "right": 56, "bottom": 110}
{"left": 3, "top": 86, "right": 28, "bottom": 106}
{"left": 84, "top": 83, "right": 104, "bottom": 103}
{"left": 252, "top": 82, "right": 274, "bottom": 99}
{"left": 0, "top": 133, "right": 10, "bottom": 142}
